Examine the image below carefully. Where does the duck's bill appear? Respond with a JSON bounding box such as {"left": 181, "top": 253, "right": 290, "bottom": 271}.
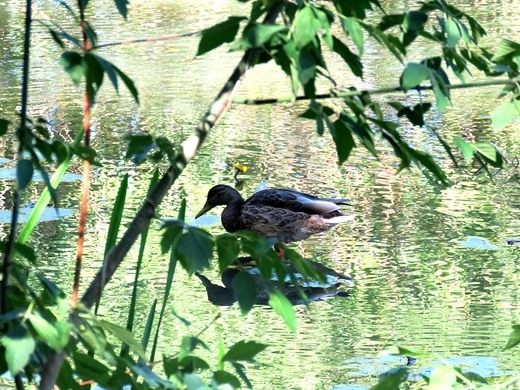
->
{"left": 195, "top": 202, "right": 213, "bottom": 219}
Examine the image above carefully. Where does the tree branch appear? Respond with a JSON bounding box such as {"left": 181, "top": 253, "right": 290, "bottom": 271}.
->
{"left": 38, "top": 3, "right": 283, "bottom": 388}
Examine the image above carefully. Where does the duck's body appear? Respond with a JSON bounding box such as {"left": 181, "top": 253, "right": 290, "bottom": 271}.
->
{"left": 195, "top": 185, "right": 352, "bottom": 243}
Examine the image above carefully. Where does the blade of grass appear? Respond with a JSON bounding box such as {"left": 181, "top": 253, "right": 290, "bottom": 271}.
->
{"left": 141, "top": 298, "right": 157, "bottom": 353}
{"left": 17, "top": 130, "right": 83, "bottom": 247}
{"left": 120, "top": 169, "right": 159, "bottom": 358}
{"left": 149, "top": 199, "right": 186, "bottom": 363}
{"left": 95, "top": 173, "right": 129, "bottom": 315}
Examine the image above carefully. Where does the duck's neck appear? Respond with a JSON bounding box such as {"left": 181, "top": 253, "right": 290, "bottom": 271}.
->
{"left": 221, "top": 198, "right": 244, "bottom": 232}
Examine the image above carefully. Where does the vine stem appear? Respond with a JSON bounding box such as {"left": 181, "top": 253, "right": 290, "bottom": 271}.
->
{"left": 71, "top": 1, "right": 91, "bottom": 307}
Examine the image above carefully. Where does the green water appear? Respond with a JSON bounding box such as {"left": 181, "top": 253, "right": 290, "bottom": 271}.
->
{"left": 2, "top": 0, "right": 520, "bottom": 388}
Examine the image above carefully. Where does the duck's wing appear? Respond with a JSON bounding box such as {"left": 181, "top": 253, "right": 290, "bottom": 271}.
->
{"left": 247, "top": 189, "right": 349, "bottom": 215}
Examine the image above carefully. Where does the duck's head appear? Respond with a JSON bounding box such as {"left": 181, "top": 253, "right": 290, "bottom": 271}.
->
{"left": 195, "top": 185, "right": 242, "bottom": 218}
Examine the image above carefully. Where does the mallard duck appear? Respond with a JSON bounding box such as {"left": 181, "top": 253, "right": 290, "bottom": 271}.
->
{"left": 195, "top": 184, "right": 353, "bottom": 243}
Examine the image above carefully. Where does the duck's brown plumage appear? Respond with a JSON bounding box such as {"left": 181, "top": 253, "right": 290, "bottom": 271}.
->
{"left": 195, "top": 184, "right": 352, "bottom": 243}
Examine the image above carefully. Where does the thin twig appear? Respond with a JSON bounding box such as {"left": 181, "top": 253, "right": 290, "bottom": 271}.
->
{"left": 232, "top": 77, "right": 520, "bottom": 105}
{"left": 91, "top": 31, "right": 199, "bottom": 50}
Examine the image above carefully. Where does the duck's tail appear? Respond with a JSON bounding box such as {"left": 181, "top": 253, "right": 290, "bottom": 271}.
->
{"left": 326, "top": 214, "right": 355, "bottom": 224}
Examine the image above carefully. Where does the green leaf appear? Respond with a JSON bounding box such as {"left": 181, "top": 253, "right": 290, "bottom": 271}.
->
{"left": 332, "top": 36, "right": 362, "bottom": 77}
{"left": 213, "top": 371, "right": 241, "bottom": 388}
{"left": 73, "top": 352, "right": 110, "bottom": 383}
{"left": 409, "top": 149, "right": 448, "bottom": 186}
{"left": 112, "top": 64, "right": 139, "bottom": 103}
{"left": 48, "top": 28, "right": 65, "bottom": 48}
{"left": 504, "top": 325, "right": 520, "bottom": 349}
{"left": 104, "top": 174, "right": 128, "bottom": 255}
{"left": 473, "top": 142, "right": 505, "bottom": 167}
{"left": 222, "top": 340, "right": 267, "bottom": 362}
{"left": 232, "top": 271, "right": 257, "bottom": 316}
{"left": 197, "top": 16, "right": 247, "bottom": 55}
{"left": 216, "top": 234, "right": 240, "bottom": 273}
{"left": 238, "top": 23, "right": 287, "bottom": 50}
{"left": 453, "top": 137, "right": 474, "bottom": 164}
{"left": 17, "top": 159, "right": 33, "bottom": 191}
{"left": 343, "top": 17, "right": 363, "bottom": 55}
{"left": 492, "top": 101, "right": 517, "bottom": 130}
{"left": 113, "top": 0, "right": 129, "bottom": 19}
{"left": 445, "top": 17, "right": 461, "bottom": 47}
{"left": 491, "top": 39, "right": 520, "bottom": 62}
{"left": 332, "top": 119, "right": 355, "bottom": 165}
{"left": 59, "top": 52, "right": 83, "bottom": 86}
{"left": 400, "top": 62, "right": 429, "bottom": 90}
{"left": 293, "top": 6, "right": 322, "bottom": 48}
{"left": 371, "top": 367, "right": 409, "bottom": 390}
{"left": 29, "top": 314, "right": 62, "bottom": 350}
{"left": 175, "top": 227, "right": 213, "bottom": 274}
{"left": 267, "top": 287, "right": 296, "bottom": 332}
{"left": 97, "top": 320, "right": 147, "bottom": 360}
{"left": 14, "top": 243, "right": 35, "bottom": 264}
{"left": 429, "top": 365, "right": 457, "bottom": 387}
{"left": 3, "top": 325, "right": 35, "bottom": 375}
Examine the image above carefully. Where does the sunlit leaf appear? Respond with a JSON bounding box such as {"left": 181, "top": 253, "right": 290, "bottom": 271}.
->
{"left": 429, "top": 365, "right": 457, "bottom": 387}
{"left": 491, "top": 39, "right": 520, "bottom": 62}
{"left": 237, "top": 23, "right": 287, "bottom": 50}
{"left": 3, "top": 325, "right": 35, "bottom": 375}
{"left": 293, "top": 6, "right": 322, "bottom": 48}
{"left": 473, "top": 142, "right": 505, "bottom": 167}
{"left": 401, "top": 62, "right": 429, "bottom": 90}
{"left": 267, "top": 287, "right": 296, "bottom": 332}
{"left": 343, "top": 17, "right": 363, "bottom": 55}
{"left": 445, "top": 17, "right": 461, "bottom": 47}
{"left": 232, "top": 270, "right": 257, "bottom": 316}
{"left": 504, "top": 325, "right": 520, "bottom": 349}
{"left": 492, "top": 100, "right": 517, "bottom": 130}
{"left": 197, "top": 16, "right": 247, "bottom": 55}
{"left": 29, "top": 314, "right": 61, "bottom": 350}
{"left": 453, "top": 137, "right": 473, "bottom": 164}
{"left": 111, "top": 64, "right": 139, "bottom": 103}
{"left": 222, "top": 340, "right": 267, "bottom": 362}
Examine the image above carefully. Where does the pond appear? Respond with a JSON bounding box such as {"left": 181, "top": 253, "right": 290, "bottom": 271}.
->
{"left": 2, "top": 0, "right": 520, "bottom": 388}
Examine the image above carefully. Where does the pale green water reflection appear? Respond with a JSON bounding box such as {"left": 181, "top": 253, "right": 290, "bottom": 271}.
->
{"left": 2, "top": 0, "right": 520, "bottom": 388}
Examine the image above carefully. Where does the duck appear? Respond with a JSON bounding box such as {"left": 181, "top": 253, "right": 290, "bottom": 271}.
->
{"left": 195, "top": 184, "right": 353, "bottom": 243}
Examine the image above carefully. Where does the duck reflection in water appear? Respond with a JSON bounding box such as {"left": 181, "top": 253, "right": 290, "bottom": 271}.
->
{"left": 195, "top": 257, "right": 353, "bottom": 307}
